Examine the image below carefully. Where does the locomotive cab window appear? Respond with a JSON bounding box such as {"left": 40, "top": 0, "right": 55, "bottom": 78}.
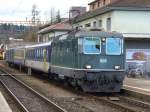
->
{"left": 83, "top": 37, "right": 101, "bottom": 54}
{"left": 106, "top": 37, "right": 122, "bottom": 55}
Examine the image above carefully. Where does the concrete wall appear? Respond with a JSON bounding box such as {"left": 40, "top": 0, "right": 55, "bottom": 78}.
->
{"left": 111, "top": 11, "right": 150, "bottom": 34}
{"left": 74, "top": 12, "right": 112, "bottom": 30}
{"left": 38, "top": 31, "right": 68, "bottom": 42}
{"left": 74, "top": 10, "right": 150, "bottom": 38}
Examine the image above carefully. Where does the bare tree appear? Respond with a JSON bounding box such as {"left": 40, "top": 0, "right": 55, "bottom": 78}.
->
{"left": 24, "top": 4, "right": 41, "bottom": 42}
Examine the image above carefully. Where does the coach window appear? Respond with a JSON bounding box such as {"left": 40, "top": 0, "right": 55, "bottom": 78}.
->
{"left": 36, "top": 49, "right": 37, "bottom": 61}
{"left": 28, "top": 51, "right": 30, "bottom": 59}
{"left": 40, "top": 48, "right": 41, "bottom": 61}
{"left": 32, "top": 49, "right": 34, "bottom": 60}
{"left": 28, "top": 50, "right": 30, "bottom": 59}
{"left": 36, "top": 49, "right": 37, "bottom": 60}
{"left": 42, "top": 48, "right": 44, "bottom": 61}
{"left": 46, "top": 48, "right": 49, "bottom": 62}
{"left": 33, "top": 50, "right": 35, "bottom": 60}
{"left": 31, "top": 50, "right": 32, "bottom": 59}
{"left": 38, "top": 49, "right": 40, "bottom": 61}
{"left": 30, "top": 50, "right": 32, "bottom": 59}
{"left": 34, "top": 49, "right": 36, "bottom": 60}
{"left": 31, "top": 50, "right": 33, "bottom": 59}
{"left": 40, "top": 48, "right": 42, "bottom": 61}
{"left": 37, "top": 48, "right": 40, "bottom": 61}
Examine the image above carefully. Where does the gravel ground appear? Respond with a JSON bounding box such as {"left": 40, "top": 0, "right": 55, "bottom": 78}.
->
{"left": 14, "top": 75, "right": 120, "bottom": 112}
{"left": 0, "top": 61, "right": 122, "bottom": 112}
{"left": 0, "top": 75, "right": 63, "bottom": 112}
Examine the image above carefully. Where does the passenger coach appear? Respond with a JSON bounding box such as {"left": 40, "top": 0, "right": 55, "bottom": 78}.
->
{"left": 25, "top": 42, "right": 51, "bottom": 73}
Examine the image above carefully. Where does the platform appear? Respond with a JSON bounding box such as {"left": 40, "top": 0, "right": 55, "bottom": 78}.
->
{"left": 124, "top": 77, "right": 150, "bottom": 95}
{"left": 0, "top": 92, "right": 12, "bottom": 112}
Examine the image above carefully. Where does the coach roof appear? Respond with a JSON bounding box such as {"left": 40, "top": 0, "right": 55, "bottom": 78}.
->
{"left": 26, "top": 41, "right": 52, "bottom": 48}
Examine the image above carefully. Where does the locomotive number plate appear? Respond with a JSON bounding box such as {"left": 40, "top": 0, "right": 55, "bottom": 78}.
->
{"left": 100, "top": 58, "right": 107, "bottom": 63}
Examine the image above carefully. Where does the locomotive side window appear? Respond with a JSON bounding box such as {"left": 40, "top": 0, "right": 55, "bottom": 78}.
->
{"left": 83, "top": 37, "right": 101, "bottom": 54}
{"left": 78, "top": 38, "right": 83, "bottom": 53}
{"left": 106, "top": 38, "right": 122, "bottom": 55}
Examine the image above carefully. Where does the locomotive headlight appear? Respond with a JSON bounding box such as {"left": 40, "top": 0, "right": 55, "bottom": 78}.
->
{"left": 114, "top": 65, "right": 121, "bottom": 70}
{"left": 102, "top": 37, "right": 106, "bottom": 42}
{"left": 85, "top": 65, "right": 92, "bottom": 69}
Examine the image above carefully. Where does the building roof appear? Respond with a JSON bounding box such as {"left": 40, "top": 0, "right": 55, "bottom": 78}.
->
{"left": 110, "top": 0, "right": 150, "bottom": 7}
{"left": 88, "top": 0, "right": 97, "bottom": 5}
{"left": 38, "top": 21, "right": 72, "bottom": 34}
{"left": 73, "top": 0, "right": 150, "bottom": 23}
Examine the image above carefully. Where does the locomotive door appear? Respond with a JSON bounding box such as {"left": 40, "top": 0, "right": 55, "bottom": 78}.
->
{"left": 72, "top": 39, "right": 78, "bottom": 68}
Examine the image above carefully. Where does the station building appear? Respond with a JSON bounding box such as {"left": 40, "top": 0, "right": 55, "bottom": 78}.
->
{"left": 72, "top": 0, "right": 150, "bottom": 74}
{"left": 37, "top": 6, "right": 87, "bottom": 43}
{"left": 38, "top": 0, "right": 150, "bottom": 74}
{"left": 38, "top": 21, "right": 72, "bottom": 43}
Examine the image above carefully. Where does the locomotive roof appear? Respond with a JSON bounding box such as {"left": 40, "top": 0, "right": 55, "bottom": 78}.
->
{"left": 53, "top": 30, "right": 123, "bottom": 42}
{"left": 75, "top": 30, "right": 123, "bottom": 38}
{"left": 26, "top": 41, "right": 52, "bottom": 48}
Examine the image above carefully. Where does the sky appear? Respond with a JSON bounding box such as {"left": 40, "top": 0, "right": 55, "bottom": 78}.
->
{"left": 0, "top": 0, "right": 93, "bottom": 21}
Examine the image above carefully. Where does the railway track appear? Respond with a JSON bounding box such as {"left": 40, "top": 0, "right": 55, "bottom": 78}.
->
{"left": 118, "top": 96, "right": 150, "bottom": 111}
{"left": 0, "top": 64, "right": 150, "bottom": 112}
{"left": 79, "top": 92, "right": 150, "bottom": 112}
{"left": 0, "top": 70, "right": 67, "bottom": 112}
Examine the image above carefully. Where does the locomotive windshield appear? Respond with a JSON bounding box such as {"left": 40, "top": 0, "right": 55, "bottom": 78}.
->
{"left": 83, "top": 37, "right": 101, "bottom": 54}
{"left": 106, "top": 37, "right": 122, "bottom": 55}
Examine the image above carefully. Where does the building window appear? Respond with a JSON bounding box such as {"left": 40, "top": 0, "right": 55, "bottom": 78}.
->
{"left": 85, "top": 23, "right": 91, "bottom": 27}
{"left": 107, "top": 18, "right": 111, "bottom": 31}
{"left": 103, "top": 0, "right": 106, "bottom": 5}
{"left": 98, "top": 1, "right": 100, "bottom": 7}
{"left": 99, "top": 20, "right": 102, "bottom": 27}
{"left": 92, "top": 4, "right": 95, "bottom": 9}
{"left": 75, "top": 26, "right": 79, "bottom": 30}
{"left": 93, "top": 21, "right": 97, "bottom": 28}
{"left": 80, "top": 25, "right": 83, "bottom": 28}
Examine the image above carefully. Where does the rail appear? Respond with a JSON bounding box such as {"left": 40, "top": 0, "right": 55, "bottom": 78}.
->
{"left": 0, "top": 70, "right": 67, "bottom": 112}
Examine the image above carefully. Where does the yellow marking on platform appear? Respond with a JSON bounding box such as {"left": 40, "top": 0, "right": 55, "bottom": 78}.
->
{"left": 125, "top": 78, "right": 150, "bottom": 82}
{"left": 124, "top": 85, "right": 150, "bottom": 92}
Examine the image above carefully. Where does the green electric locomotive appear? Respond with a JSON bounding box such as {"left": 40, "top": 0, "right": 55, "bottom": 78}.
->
{"left": 50, "top": 30, "right": 125, "bottom": 92}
